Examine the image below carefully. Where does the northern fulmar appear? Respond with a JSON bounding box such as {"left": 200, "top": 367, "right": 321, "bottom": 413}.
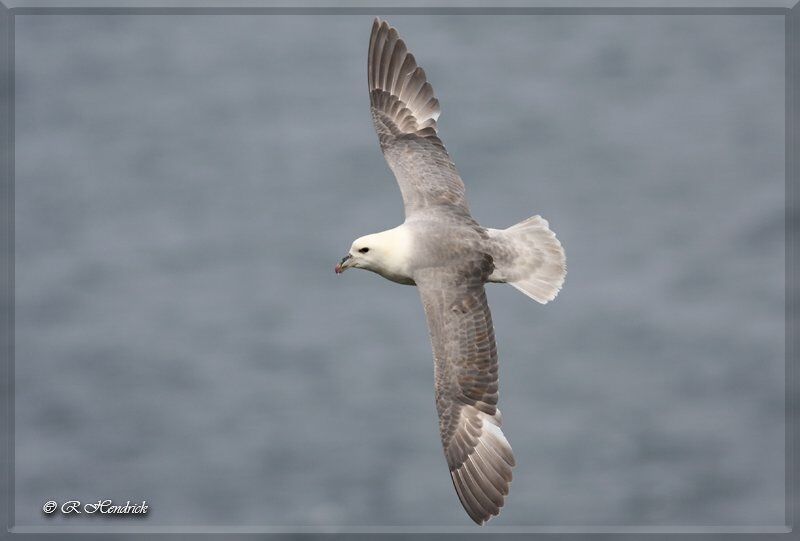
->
{"left": 335, "top": 18, "right": 567, "bottom": 525}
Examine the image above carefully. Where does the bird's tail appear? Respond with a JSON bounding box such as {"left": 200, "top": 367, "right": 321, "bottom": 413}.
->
{"left": 488, "top": 215, "right": 566, "bottom": 304}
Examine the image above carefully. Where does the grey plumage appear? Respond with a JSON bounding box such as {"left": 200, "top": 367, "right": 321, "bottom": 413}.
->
{"left": 361, "top": 18, "right": 566, "bottom": 525}
{"left": 368, "top": 18, "right": 466, "bottom": 217}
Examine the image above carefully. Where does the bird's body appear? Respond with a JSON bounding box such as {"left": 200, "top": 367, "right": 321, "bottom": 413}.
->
{"left": 336, "top": 19, "right": 567, "bottom": 525}
{"left": 350, "top": 218, "right": 481, "bottom": 283}
{"left": 352, "top": 217, "right": 566, "bottom": 299}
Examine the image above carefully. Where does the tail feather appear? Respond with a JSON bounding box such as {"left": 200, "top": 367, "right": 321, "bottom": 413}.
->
{"left": 488, "top": 215, "right": 566, "bottom": 304}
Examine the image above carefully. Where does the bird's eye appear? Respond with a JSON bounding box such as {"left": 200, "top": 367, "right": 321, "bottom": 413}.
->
{"left": 359, "top": 247, "right": 369, "bottom": 253}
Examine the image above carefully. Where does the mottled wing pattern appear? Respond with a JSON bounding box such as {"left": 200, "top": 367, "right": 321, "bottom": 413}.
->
{"left": 415, "top": 256, "right": 516, "bottom": 525}
{"left": 368, "top": 18, "right": 470, "bottom": 217}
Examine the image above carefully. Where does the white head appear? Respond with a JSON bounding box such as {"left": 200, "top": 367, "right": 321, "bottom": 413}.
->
{"left": 334, "top": 226, "right": 412, "bottom": 280}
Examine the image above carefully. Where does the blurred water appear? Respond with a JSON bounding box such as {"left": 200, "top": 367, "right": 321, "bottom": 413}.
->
{"left": 13, "top": 14, "right": 785, "bottom": 527}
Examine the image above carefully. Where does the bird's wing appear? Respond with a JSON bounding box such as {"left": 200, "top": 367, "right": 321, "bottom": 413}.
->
{"left": 415, "top": 256, "right": 516, "bottom": 525}
{"left": 368, "top": 18, "right": 471, "bottom": 219}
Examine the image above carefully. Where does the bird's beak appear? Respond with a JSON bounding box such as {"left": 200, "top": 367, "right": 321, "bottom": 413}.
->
{"left": 335, "top": 254, "right": 353, "bottom": 274}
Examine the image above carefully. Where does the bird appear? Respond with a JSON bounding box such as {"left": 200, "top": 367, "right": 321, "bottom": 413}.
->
{"left": 334, "top": 18, "right": 566, "bottom": 525}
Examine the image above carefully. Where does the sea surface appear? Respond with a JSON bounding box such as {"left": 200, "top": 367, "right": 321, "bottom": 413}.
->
{"left": 13, "top": 13, "right": 786, "bottom": 528}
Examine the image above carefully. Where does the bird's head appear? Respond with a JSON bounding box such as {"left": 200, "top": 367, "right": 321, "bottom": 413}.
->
{"left": 335, "top": 233, "right": 383, "bottom": 274}
{"left": 336, "top": 227, "right": 414, "bottom": 278}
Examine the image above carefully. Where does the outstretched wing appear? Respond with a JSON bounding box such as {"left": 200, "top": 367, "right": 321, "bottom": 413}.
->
{"left": 368, "top": 18, "right": 470, "bottom": 218}
{"left": 415, "top": 256, "right": 516, "bottom": 525}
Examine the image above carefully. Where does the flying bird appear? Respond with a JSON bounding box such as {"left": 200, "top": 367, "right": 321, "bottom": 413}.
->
{"left": 335, "top": 18, "right": 566, "bottom": 525}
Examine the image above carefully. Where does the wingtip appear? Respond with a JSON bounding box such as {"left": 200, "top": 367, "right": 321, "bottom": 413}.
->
{"left": 372, "top": 17, "right": 389, "bottom": 31}
{"left": 447, "top": 408, "right": 515, "bottom": 526}
{"left": 367, "top": 15, "right": 443, "bottom": 141}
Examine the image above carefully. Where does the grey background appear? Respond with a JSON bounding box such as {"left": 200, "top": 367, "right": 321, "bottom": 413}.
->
{"left": 13, "top": 13, "right": 785, "bottom": 527}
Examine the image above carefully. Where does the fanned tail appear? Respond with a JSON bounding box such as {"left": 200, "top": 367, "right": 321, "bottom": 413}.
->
{"left": 489, "top": 215, "right": 566, "bottom": 304}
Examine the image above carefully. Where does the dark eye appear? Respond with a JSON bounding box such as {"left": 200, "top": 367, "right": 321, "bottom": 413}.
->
{"left": 359, "top": 247, "right": 369, "bottom": 254}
